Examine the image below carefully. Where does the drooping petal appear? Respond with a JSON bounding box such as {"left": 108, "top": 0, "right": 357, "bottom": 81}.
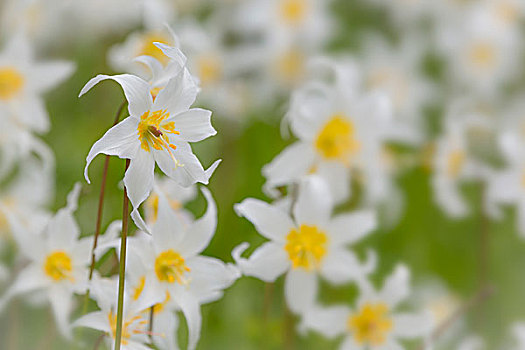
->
{"left": 176, "top": 292, "right": 202, "bottom": 350}
{"left": 232, "top": 242, "right": 289, "bottom": 282}
{"left": 79, "top": 74, "right": 152, "bottom": 118}
{"left": 234, "top": 198, "right": 294, "bottom": 242}
{"left": 293, "top": 175, "right": 333, "bottom": 227}
{"left": 153, "top": 68, "right": 198, "bottom": 116}
{"left": 284, "top": 269, "right": 318, "bottom": 314}
{"left": 84, "top": 117, "right": 140, "bottom": 183}
{"left": 171, "top": 108, "right": 216, "bottom": 143}
{"left": 123, "top": 149, "right": 155, "bottom": 210}
{"left": 327, "top": 210, "right": 376, "bottom": 246}
{"left": 178, "top": 188, "right": 217, "bottom": 257}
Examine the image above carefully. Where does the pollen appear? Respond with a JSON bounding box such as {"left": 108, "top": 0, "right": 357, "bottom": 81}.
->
{"left": 285, "top": 225, "right": 327, "bottom": 270}
{"left": 0, "top": 67, "right": 24, "bottom": 100}
{"left": 108, "top": 311, "right": 145, "bottom": 345}
{"left": 447, "top": 150, "right": 465, "bottom": 178}
{"left": 197, "top": 55, "right": 222, "bottom": 87}
{"left": 348, "top": 303, "right": 393, "bottom": 346}
{"left": 132, "top": 276, "right": 146, "bottom": 301}
{"left": 43, "top": 251, "right": 73, "bottom": 282}
{"left": 468, "top": 42, "right": 496, "bottom": 70}
{"left": 315, "top": 115, "right": 361, "bottom": 162}
{"left": 137, "top": 110, "right": 182, "bottom": 166}
{"left": 138, "top": 32, "right": 171, "bottom": 65}
{"left": 154, "top": 249, "right": 191, "bottom": 284}
{"left": 280, "top": 0, "right": 307, "bottom": 24}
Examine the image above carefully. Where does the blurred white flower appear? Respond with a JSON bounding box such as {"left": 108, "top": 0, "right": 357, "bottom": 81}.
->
{"left": 0, "top": 30, "right": 75, "bottom": 133}
{"left": 80, "top": 65, "right": 219, "bottom": 230}
{"left": 233, "top": 176, "right": 377, "bottom": 313}
{"left": 301, "top": 265, "right": 433, "bottom": 349}
{"left": 512, "top": 323, "right": 525, "bottom": 350}
{"left": 0, "top": 184, "right": 88, "bottom": 338}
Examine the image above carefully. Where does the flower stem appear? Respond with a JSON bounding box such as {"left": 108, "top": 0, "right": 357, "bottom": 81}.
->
{"left": 114, "top": 159, "right": 130, "bottom": 350}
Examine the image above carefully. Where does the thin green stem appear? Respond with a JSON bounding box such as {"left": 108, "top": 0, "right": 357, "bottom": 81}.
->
{"left": 114, "top": 159, "right": 130, "bottom": 350}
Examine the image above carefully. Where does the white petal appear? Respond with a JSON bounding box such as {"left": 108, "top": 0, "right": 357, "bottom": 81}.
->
{"left": 517, "top": 199, "right": 525, "bottom": 238}
{"left": 133, "top": 56, "right": 164, "bottom": 81}
{"left": 0, "top": 265, "right": 48, "bottom": 312}
{"left": 155, "top": 43, "right": 187, "bottom": 67}
{"left": 284, "top": 269, "right": 318, "bottom": 314}
{"left": 31, "top": 61, "right": 75, "bottom": 92}
{"left": 84, "top": 117, "right": 140, "bottom": 183}
{"left": 300, "top": 304, "right": 350, "bottom": 338}
{"left": 20, "top": 97, "right": 49, "bottom": 133}
{"left": 232, "top": 242, "right": 289, "bottom": 282}
{"left": 328, "top": 211, "right": 377, "bottom": 246}
{"left": 153, "top": 142, "right": 207, "bottom": 186}
{"left": 176, "top": 292, "right": 201, "bottom": 350}
{"left": 293, "top": 176, "right": 333, "bottom": 227}
{"left": 151, "top": 191, "right": 186, "bottom": 252}
{"left": 262, "top": 142, "right": 315, "bottom": 190}
{"left": 48, "top": 286, "right": 73, "bottom": 339}
{"left": 234, "top": 198, "right": 294, "bottom": 242}
{"left": 178, "top": 187, "right": 217, "bottom": 256}
{"left": 73, "top": 311, "right": 111, "bottom": 333}
{"left": 321, "top": 249, "right": 376, "bottom": 285}
{"left": 392, "top": 312, "right": 433, "bottom": 338}
{"left": 172, "top": 108, "right": 216, "bottom": 142}
{"left": 316, "top": 161, "right": 351, "bottom": 204}
{"left": 123, "top": 149, "right": 155, "bottom": 209}
{"left": 340, "top": 336, "right": 364, "bottom": 350}
{"left": 376, "top": 339, "right": 404, "bottom": 350}
{"left": 79, "top": 74, "right": 152, "bottom": 118}
{"left": 379, "top": 264, "right": 411, "bottom": 308}
{"left": 152, "top": 311, "right": 179, "bottom": 350}
{"left": 46, "top": 210, "right": 80, "bottom": 251}
{"left": 153, "top": 68, "right": 198, "bottom": 116}
{"left": 432, "top": 176, "right": 468, "bottom": 218}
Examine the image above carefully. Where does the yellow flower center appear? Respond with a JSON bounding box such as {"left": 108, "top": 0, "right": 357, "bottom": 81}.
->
{"left": 197, "top": 55, "right": 222, "bottom": 87}
{"left": 280, "top": 0, "right": 307, "bottom": 24}
{"left": 43, "top": 251, "right": 73, "bottom": 282}
{"left": 447, "top": 150, "right": 465, "bottom": 178}
{"left": 315, "top": 115, "right": 361, "bottom": 162}
{"left": 154, "top": 249, "right": 191, "bottom": 284}
{"left": 285, "top": 225, "right": 327, "bottom": 270}
{"left": 276, "top": 49, "right": 305, "bottom": 84}
{"left": 0, "top": 67, "right": 24, "bottom": 100}
{"left": 137, "top": 110, "right": 182, "bottom": 166}
{"left": 468, "top": 42, "right": 496, "bottom": 70}
{"left": 348, "top": 303, "right": 393, "bottom": 346}
{"left": 108, "top": 311, "right": 147, "bottom": 345}
{"left": 138, "top": 33, "right": 171, "bottom": 65}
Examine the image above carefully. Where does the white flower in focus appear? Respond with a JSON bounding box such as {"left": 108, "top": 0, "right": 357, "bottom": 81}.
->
{"left": 80, "top": 64, "right": 220, "bottom": 230}
{"left": 301, "top": 265, "right": 432, "bottom": 349}
{"left": 0, "top": 184, "right": 89, "bottom": 338}
{"left": 124, "top": 187, "right": 239, "bottom": 350}
{"left": 0, "top": 30, "right": 75, "bottom": 133}
{"left": 234, "top": 176, "right": 377, "bottom": 314}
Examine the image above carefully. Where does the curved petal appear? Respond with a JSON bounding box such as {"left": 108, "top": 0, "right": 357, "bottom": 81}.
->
{"left": 123, "top": 149, "right": 155, "bottom": 209}
{"left": 84, "top": 117, "right": 140, "bottom": 183}
{"left": 327, "top": 210, "right": 376, "bottom": 246}
{"left": 293, "top": 176, "right": 333, "bottom": 227}
{"left": 73, "top": 311, "right": 111, "bottom": 333}
{"left": 379, "top": 264, "right": 411, "bottom": 308}
{"left": 151, "top": 190, "right": 186, "bottom": 252}
{"left": 284, "top": 269, "right": 318, "bottom": 314}
{"left": 172, "top": 108, "right": 216, "bottom": 143}
{"left": 232, "top": 242, "right": 289, "bottom": 282}
{"left": 79, "top": 74, "right": 152, "bottom": 118}
{"left": 153, "top": 68, "right": 198, "bottom": 116}
{"left": 178, "top": 187, "right": 217, "bottom": 256}
{"left": 234, "top": 198, "right": 294, "bottom": 242}
{"left": 153, "top": 142, "right": 208, "bottom": 186}
{"left": 176, "top": 292, "right": 201, "bottom": 350}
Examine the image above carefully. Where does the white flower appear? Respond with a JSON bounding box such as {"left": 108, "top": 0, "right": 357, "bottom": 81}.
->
{"left": 233, "top": 176, "right": 377, "bottom": 313}
{"left": 80, "top": 65, "right": 220, "bottom": 230}
{"left": 300, "top": 265, "right": 432, "bottom": 350}
{"left": 512, "top": 323, "right": 525, "bottom": 350}
{"left": 124, "top": 187, "right": 239, "bottom": 350}
{"left": 0, "top": 184, "right": 89, "bottom": 338}
{"left": 0, "top": 30, "right": 75, "bottom": 133}
{"left": 263, "top": 61, "right": 394, "bottom": 204}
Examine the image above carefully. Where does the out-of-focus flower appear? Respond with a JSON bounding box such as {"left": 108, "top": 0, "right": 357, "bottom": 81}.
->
{"left": 0, "top": 30, "right": 75, "bottom": 133}
{"left": 233, "top": 176, "right": 377, "bottom": 313}
{"left": 301, "top": 265, "right": 433, "bottom": 349}
{"left": 512, "top": 323, "right": 525, "bottom": 349}
{"left": 456, "top": 336, "right": 485, "bottom": 350}
{"left": 0, "top": 184, "right": 88, "bottom": 338}
{"left": 263, "top": 61, "right": 394, "bottom": 204}
{"left": 124, "top": 187, "right": 239, "bottom": 350}
{"left": 80, "top": 65, "right": 219, "bottom": 230}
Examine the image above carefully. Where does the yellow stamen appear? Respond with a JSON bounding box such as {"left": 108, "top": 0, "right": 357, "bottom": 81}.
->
{"left": 197, "top": 55, "right": 222, "bottom": 87}
{"left": 154, "top": 250, "right": 191, "bottom": 284}
{"left": 280, "top": 0, "right": 307, "bottom": 24}
{"left": 0, "top": 67, "right": 24, "bottom": 100}
{"left": 447, "top": 150, "right": 465, "bottom": 178}
{"left": 468, "top": 42, "right": 496, "bottom": 70}
{"left": 315, "top": 115, "right": 361, "bottom": 163}
{"left": 132, "top": 276, "right": 146, "bottom": 301}
{"left": 138, "top": 33, "right": 171, "bottom": 65}
{"left": 108, "top": 311, "right": 146, "bottom": 345}
{"left": 348, "top": 303, "right": 393, "bottom": 346}
{"left": 285, "top": 225, "right": 327, "bottom": 270}
{"left": 43, "top": 251, "right": 73, "bottom": 282}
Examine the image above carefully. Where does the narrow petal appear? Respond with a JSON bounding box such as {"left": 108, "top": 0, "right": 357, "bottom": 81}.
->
{"left": 84, "top": 117, "right": 140, "bottom": 183}
{"left": 153, "top": 68, "right": 198, "bottom": 116}
{"left": 327, "top": 211, "right": 376, "bottom": 246}
{"left": 73, "top": 311, "right": 111, "bottom": 333}
{"left": 379, "top": 264, "right": 411, "bottom": 308}
{"left": 48, "top": 286, "right": 74, "bottom": 339}
{"left": 284, "top": 269, "right": 318, "bottom": 314}
{"left": 172, "top": 108, "right": 216, "bottom": 143}
{"left": 31, "top": 61, "right": 75, "bottom": 92}
{"left": 300, "top": 305, "right": 350, "bottom": 338}
{"left": 232, "top": 242, "right": 289, "bottom": 282}
{"left": 178, "top": 187, "right": 217, "bottom": 256}
{"left": 151, "top": 190, "right": 186, "bottom": 252}
{"left": 392, "top": 312, "right": 433, "bottom": 338}
{"left": 153, "top": 142, "right": 207, "bottom": 186}
{"left": 123, "top": 149, "right": 155, "bottom": 209}
{"left": 176, "top": 292, "right": 202, "bottom": 350}
{"left": 316, "top": 161, "right": 351, "bottom": 204}
{"left": 0, "top": 265, "right": 49, "bottom": 312}
{"left": 293, "top": 176, "right": 333, "bottom": 227}
{"left": 234, "top": 198, "right": 295, "bottom": 242}
{"left": 321, "top": 249, "right": 376, "bottom": 285}
{"left": 79, "top": 74, "right": 152, "bottom": 118}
